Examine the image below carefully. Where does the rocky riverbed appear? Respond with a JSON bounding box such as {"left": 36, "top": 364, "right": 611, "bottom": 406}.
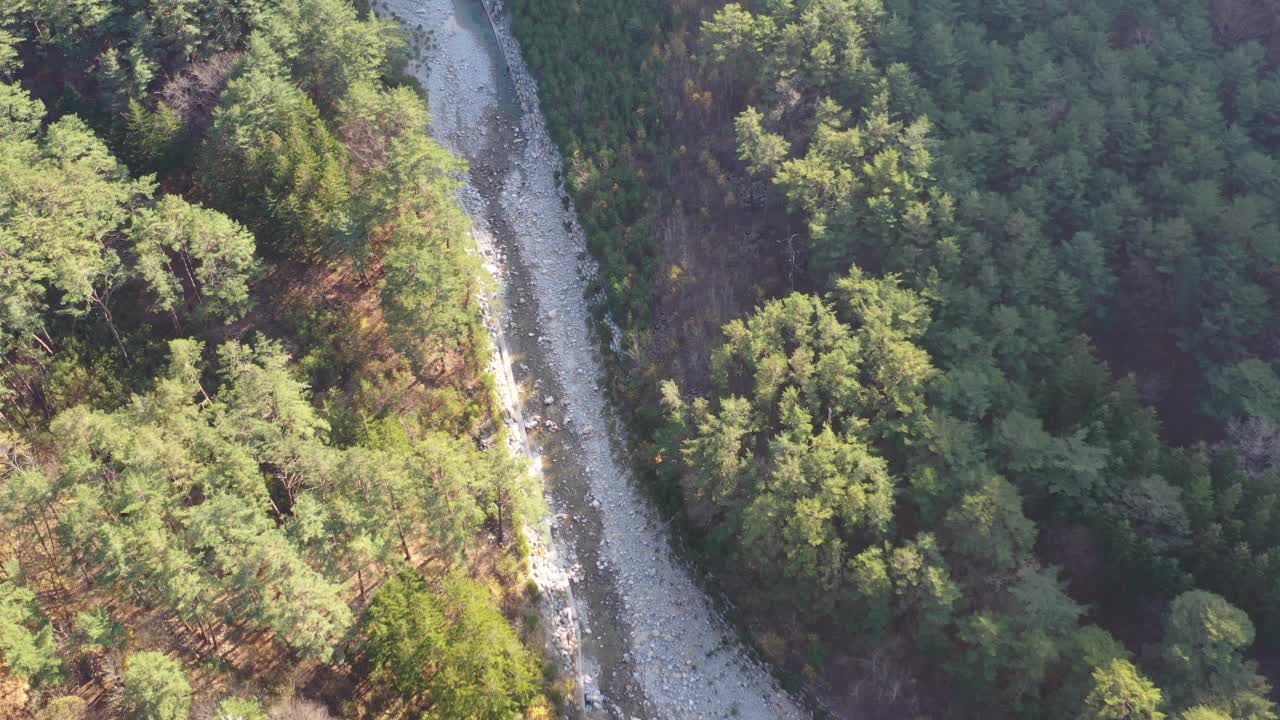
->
{"left": 374, "top": 0, "right": 809, "bottom": 717}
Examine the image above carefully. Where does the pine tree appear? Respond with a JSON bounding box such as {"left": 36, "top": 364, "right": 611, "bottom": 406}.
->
{"left": 122, "top": 651, "right": 192, "bottom": 720}
{"left": 131, "top": 195, "right": 258, "bottom": 323}
{"left": 0, "top": 575, "right": 63, "bottom": 686}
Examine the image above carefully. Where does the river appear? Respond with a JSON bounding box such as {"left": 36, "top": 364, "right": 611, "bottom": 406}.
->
{"left": 374, "top": 0, "right": 809, "bottom": 717}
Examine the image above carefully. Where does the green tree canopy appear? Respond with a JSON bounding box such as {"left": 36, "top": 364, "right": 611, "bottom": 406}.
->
{"left": 942, "top": 475, "right": 1036, "bottom": 578}
{"left": 254, "top": 0, "right": 401, "bottom": 110}
{"left": 1161, "top": 591, "right": 1276, "bottom": 720}
{"left": 1, "top": 80, "right": 261, "bottom": 355}
{"left": 130, "top": 195, "right": 258, "bottom": 322}
{"left": 0, "top": 88, "right": 151, "bottom": 353}
{"left": 199, "top": 42, "right": 350, "bottom": 255}
{"left": 50, "top": 340, "right": 352, "bottom": 660}
{"left": 215, "top": 696, "right": 267, "bottom": 720}
{"left": 365, "top": 571, "right": 540, "bottom": 718}
{"left": 0, "top": 574, "right": 63, "bottom": 686}
{"left": 1083, "top": 659, "right": 1167, "bottom": 720}
{"left": 122, "top": 651, "right": 191, "bottom": 720}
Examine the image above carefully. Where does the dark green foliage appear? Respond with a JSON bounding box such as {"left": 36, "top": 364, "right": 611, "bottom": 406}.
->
{"left": 1047, "top": 625, "right": 1132, "bottom": 720}
{"left": 125, "top": 99, "right": 186, "bottom": 174}
{"left": 366, "top": 571, "right": 541, "bottom": 719}
{"left": 941, "top": 475, "right": 1035, "bottom": 578}
{"left": 199, "top": 46, "right": 351, "bottom": 255}
{"left": 662, "top": 282, "right": 928, "bottom": 616}
{"left": 1205, "top": 360, "right": 1280, "bottom": 425}
{"left": 366, "top": 572, "right": 449, "bottom": 699}
{"left": 252, "top": 0, "right": 400, "bottom": 111}
{"left": 1159, "top": 591, "right": 1275, "bottom": 720}
{"left": 886, "top": 533, "right": 959, "bottom": 655}
{"left": 844, "top": 546, "right": 893, "bottom": 640}
{"left": 374, "top": 133, "right": 489, "bottom": 381}
{"left": 122, "top": 651, "right": 192, "bottom": 720}
{"left": 510, "top": 0, "right": 666, "bottom": 334}
{"left": 513, "top": 0, "right": 1280, "bottom": 714}
{"left": 9, "top": 0, "right": 262, "bottom": 132}
{"left": 947, "top": 568, "right": 1083, "bottom": 714}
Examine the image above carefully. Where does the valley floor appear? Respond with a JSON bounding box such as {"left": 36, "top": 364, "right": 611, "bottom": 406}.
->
{"left": 375, "top": 0, "right": 810, "bottom": 716}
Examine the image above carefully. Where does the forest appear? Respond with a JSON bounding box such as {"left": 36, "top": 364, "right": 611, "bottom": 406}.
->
{"left": 5, "top": 0, "right": 1280, "bottom": 717}
{"left": 0, "top": 0, "right": 559, "bottom": 718}
{"left": 509, "top": 0, "right": 1280, "bottom": 716}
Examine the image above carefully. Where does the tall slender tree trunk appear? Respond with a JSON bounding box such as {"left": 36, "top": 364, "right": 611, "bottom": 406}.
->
{"left": 391, "top": 497, "right": 413, "bottom": 563}
{"left": 92, "top": 293, "right": 130, "bottom": 364}
{"left": 398, "top": 521, "right": 413, "bottom": 563}
{"left": 179, "top": 252, "right": 203, "bottom": 306}
{"left": 496, "top": 493, "right": 506, "bottom": 545}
